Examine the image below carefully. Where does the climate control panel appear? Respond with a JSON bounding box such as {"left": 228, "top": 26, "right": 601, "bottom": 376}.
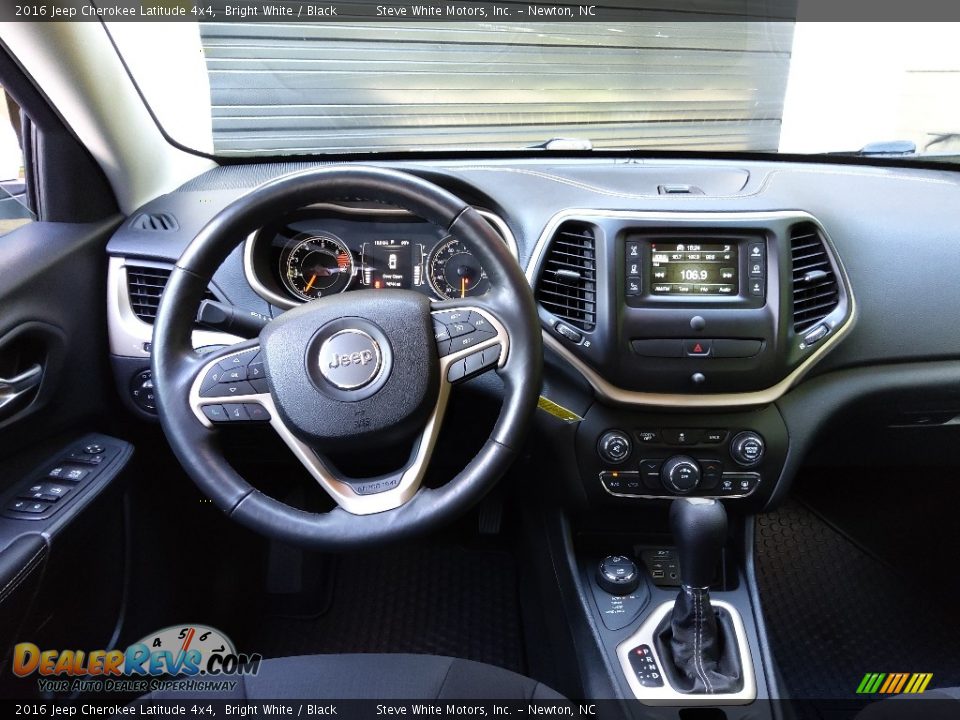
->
{"left": 577, "top": 405, "right": 787, "bottom": 505}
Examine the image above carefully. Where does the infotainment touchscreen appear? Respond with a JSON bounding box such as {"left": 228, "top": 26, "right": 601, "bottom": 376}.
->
{"left": 649, "top": 242, "right": 738, "bottom": 296}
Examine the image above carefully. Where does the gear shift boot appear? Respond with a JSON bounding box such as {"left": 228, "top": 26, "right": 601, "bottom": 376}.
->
{"left": 653, "top": 587, "right": 744, "bottom": 694}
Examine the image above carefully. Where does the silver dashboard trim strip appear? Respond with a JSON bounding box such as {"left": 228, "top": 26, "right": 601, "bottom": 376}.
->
{"left": 527, "top": 209, "right": 857, "bottom": 408}
{"left": 243, "top": 204, "right": 519, "bottom": 310}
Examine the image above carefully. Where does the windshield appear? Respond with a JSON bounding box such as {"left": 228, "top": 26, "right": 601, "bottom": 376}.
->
{"left": 106, "top": 21, "right": 960, "bottom": 160}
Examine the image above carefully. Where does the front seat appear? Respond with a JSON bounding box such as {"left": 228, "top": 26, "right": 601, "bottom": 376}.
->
{"left": 144, "top": 654, "right": 565, "bottom": 701}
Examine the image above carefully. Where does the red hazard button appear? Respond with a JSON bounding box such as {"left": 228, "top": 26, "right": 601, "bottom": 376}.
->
{"left": 683, "top": 339, "right": 713, "bottom": 357}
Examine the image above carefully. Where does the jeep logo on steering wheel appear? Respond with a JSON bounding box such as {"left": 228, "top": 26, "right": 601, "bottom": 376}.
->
{"left": 318, "top": 330, "right": 383, "bottom": 390}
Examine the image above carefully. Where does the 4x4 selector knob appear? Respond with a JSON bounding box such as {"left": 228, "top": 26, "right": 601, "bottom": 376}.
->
{"left": 730, "top": 431, "right": 765, "bottom": 467}
{"left": 661, "top": 455, "right": 701, "bottom": 494}
{"left": 598, "top": 430, "right": 632, "bottom": 464}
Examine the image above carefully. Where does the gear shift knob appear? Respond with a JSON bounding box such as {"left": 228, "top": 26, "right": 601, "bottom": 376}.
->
{"left": 670, "top": 498, "right": 727, "bottom": 589}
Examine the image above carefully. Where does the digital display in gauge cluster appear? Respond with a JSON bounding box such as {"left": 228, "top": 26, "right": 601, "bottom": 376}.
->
{"left": 271, "top": 215, "right": 500, "bottom": 303}
{"left": 360, "top": 240, "right": 421, "bottom": 291}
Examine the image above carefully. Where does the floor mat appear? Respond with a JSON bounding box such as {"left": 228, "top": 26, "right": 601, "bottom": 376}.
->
{"left": 245, "top": 544, "right": 526, "bottom": 673}
{"left": 755, "top": 500, "right": 960, "bottom": 704}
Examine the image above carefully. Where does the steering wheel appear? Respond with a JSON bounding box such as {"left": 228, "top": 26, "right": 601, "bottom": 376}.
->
{"left": 151, "top": 167, "right": 542, "bottom": 550}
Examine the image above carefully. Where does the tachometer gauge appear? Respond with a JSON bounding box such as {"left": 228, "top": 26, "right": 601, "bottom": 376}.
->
{"left": 281, "top": 233, "right": 355, "bottom": 300}
{"left": 427, "top": 237, "right": 490, "bottom": 300}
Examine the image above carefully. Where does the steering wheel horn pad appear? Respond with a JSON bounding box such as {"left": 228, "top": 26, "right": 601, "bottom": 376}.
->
{"left": 261, "top": 289, "right": 437, "bottom": 450}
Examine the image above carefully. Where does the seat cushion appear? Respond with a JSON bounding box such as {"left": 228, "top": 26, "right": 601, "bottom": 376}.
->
{"left": 145, "top": 654, "right": 564, "bottom": 700}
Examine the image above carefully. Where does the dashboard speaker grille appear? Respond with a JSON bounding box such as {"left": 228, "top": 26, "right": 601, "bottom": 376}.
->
{"left": 126, "top": 265, "right": 215, "bottom": 324}
{"left": 536, "top": 222, "right": 597, "bottom": 331}
{"left": 790, "top": 223, "right": 839, "bottom": 332}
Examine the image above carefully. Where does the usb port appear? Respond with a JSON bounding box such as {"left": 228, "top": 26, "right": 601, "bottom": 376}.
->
{"left": 652, "top": 570, "right": 665, "bottom": 579}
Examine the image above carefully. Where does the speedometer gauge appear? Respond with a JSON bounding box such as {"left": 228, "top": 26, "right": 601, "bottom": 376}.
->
{"left": 427, "top": 237, "right": 490, "bottom": 300}
{"left": 281, "top": 233, "right": 355, "bottom": 300}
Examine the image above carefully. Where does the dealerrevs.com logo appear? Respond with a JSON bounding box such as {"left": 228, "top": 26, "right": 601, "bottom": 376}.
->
{"left": 12, "top": 624, "right": 262, "bottom": 694}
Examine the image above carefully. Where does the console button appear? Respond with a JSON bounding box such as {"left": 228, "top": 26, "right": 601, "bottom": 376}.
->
{"left": 661, "top": 429, "right": 702, "bottom": 445}
{"left": 702, "top": 429, "right": 727, "bottom": 444}
{"left": 700, "top": 460, "right": 724, "bottom": 489}
{"left": 631, "top": 339, "right": 682, "bottom": 358}
{"left": 748, "top": 257, "right": 765, "bottom": 277}
{"left": 749, "top": 278, "right": 765, "bottom": 296}
{"left": 625, "top": 276, "right": 641, "bottom": 296}
{"left": 599, "top": 471, "right": 625, "bottom": 493}
{"left": 554, "top": 322, "right": 582, "bottom": 344}
{"left": 598, "top": 430, "right": 632, "bottom": 464}
{"left": 730, "top": 431, "right": 765, "bottom": 467}
{"left": 713, "top": 339, "right": 763, "bottom": 358}
{"left": 625, "top": 241, "right": 641, "bottom": 260}
{"left": 747, "top": 242, "right": 766, "bottom": 266}
{"left": 636, "top": 430, "right": 660, "bottom": 444}
{"left": 683, "top": 339, "right": 712, "bottom": 357}
{"left": 639, "top": 460, "right": 664, "bottom": 489}
{"left": 661, "top": 455, "right": 701, "bottom": 493}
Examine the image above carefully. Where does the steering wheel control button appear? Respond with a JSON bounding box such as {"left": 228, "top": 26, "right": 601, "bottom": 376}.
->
{"left": 433, "top": 321, "right": 451, "bottom": 344}
{"left": 221, "top": 367, "right": 248, "bottom": 383}
{"left": 597, "top": 555, "right": 641, "bottom": 596}
{"left": 730, "top": 431, "right": 765, "bottom": 467}
{"left": 247, "top": 361, "right": 266, "bottom": 380}
{"left": 218, "top": 348, "right": 259, "bottom": 370}
{"left": 661, "top": 456, "right": 701, "bottom": 493}
{"left": 224, "top": 404, "right": 250, "bottom": 422}
{"left": 598, "top": 430, "right": 632, "bottom": 464}
{"left": 244, "top": 403, "right": 271, "bottom": 422}
{"left": 201, "top": 405, "right": 229, "bottom": 423}
{"left": 206, "top": 380, "right": 255, "bottom": 398}
{"left": 317, "top": 329, "right": 383, "bottom": 391}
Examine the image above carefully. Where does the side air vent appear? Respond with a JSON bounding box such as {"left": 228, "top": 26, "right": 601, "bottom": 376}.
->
{"left": 130, "top": 212, "right": 178, "bottom": 232}
{"left": 126, "top": 265, "right": 215, "bottom": 323}
{"left": 790, "top": 223, "right": 840, "bottom": 332}
{"left": 536, "top": 221, "right": 597, "bottom": 331}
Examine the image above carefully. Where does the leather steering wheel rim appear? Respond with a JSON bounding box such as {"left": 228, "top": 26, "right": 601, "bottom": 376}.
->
{"left": 152, "top": 166, "right": 542, "bottom": 550}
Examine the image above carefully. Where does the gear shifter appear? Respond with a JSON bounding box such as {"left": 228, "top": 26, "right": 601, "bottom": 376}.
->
{"left": 654, "top": 498, "right": 744, "bottom": 695}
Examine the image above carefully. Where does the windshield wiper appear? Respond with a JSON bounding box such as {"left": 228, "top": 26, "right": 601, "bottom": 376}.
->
{"left": 528, "top": 137, "right": 594, "bottom": 151}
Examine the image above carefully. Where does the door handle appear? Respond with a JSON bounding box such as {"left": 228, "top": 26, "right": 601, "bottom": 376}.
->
{"left": 0, "top": 363, "right": 42, "bottom": 415}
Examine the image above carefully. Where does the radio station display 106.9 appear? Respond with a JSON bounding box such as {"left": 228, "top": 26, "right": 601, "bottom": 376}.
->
{"left": 649, "top": 242, "right": 738, "bottom": 296}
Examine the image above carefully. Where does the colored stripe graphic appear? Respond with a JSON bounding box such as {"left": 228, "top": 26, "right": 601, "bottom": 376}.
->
{"left": 857, "top": 673, "right": 933, "bottom": 694}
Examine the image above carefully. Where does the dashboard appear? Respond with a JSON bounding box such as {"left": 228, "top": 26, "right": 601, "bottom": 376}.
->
{"left": 243, "top": 205, "right": 517, "bottom": 308}
{"left": 103, "top": 156, "right": 960, "bottom": 517}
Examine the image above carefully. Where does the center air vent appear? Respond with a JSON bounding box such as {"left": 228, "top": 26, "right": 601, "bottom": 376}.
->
{"left": 536, "top": 221, "right": 597, "bottom": 331}
{"left": 126, "top": 265, "right": 215, "bottom": 324}
{"left": 790, "top": 223, "right": 840, "bottom": 332}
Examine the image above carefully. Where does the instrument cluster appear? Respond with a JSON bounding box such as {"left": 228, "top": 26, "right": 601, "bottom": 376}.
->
{"left": 245, "top": 206, "right": 513, "bottom": 308}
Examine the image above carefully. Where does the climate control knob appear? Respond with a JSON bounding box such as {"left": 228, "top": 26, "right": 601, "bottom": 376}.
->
{"left": 730, "top": 431, "right": 765, "bottom": 467}
{"left": 598, "top": 430, "right": 632, "bottom": 464}
{"left": 661, "top": 455, "right": 701, "bottom": 494}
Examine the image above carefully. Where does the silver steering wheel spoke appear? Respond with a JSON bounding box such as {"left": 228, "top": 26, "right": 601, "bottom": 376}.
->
{"left": 187, "top": 306, "right": 509, "bottom": 516}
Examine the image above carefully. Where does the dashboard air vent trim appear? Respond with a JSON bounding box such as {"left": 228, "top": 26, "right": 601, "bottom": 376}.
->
{"left": 790, "top": 223, "right": 840, "bottom": 333}
{"left": 535, "top": 221, "right": 597, "bottom": 331}
{"left": 126, "top": 265, "right": 216, "bottom": 324}
{"left": 130, "top": 212, "right": 178, "bottom": 232}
